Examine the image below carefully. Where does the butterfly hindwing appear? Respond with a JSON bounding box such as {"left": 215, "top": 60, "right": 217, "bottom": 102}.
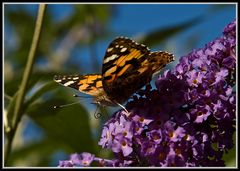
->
{"left": 54, "top": 74, "right": 104, "bottom": 97}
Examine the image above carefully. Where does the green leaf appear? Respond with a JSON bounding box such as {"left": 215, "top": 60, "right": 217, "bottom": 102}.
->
{"left": 137, "top": 16, "right": 204, "bottom": 47}
{"left": 7, "top": 138, "right": 67, "bottom": 167}
{"left": 4, "top": 76, "right": 51, "bottom": 132}
{"left": 223, "top": 132, "right": 236, "bottom": 167}
{"left": 24, "top": 81, "right": 59, "bottom": 109}
{"left": 4, "top": 72, "right": 42, "bottom": 97}
{"left": 26, "top": 97, "right": 96, "bottom": 154}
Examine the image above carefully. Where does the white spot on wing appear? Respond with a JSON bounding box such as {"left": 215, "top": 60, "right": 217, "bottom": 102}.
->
{"left": 73, "top": 77, "right": 79, "bottom": 80}
{"left": 103, "top": 54, "right": 118, "bottom": 64}
{"left": 120, "top": 47, "right": 127, "bottom": 52}
{"left": 107, "top": 47, "right": 113, "bottom": 52}
{"left": 64, "top": 81, "right": 75, "bottom": 86}
{"left": 55, "top": 79, "right": 62, "bottom": 83}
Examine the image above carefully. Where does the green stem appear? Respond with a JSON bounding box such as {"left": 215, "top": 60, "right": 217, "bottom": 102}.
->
{"left": 4, "top": 4, "right": 47, "bottom": 166}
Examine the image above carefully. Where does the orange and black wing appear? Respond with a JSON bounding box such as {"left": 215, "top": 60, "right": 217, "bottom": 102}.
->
{"left": 54, "top": 74, "right": 104, "bottom": 97}
{"left": 101, "top": 37, "right": 174, "bottom": 103}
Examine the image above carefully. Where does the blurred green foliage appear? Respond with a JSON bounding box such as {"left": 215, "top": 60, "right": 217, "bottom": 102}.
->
{"left": 5, "top": 4, "right": 113, "bottom": 167}
{"left": 4, "top": 4, "right": 236, "bottom": 167}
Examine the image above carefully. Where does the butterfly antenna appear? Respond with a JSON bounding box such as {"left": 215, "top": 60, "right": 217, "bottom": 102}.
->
{"left": 54, "top": 101, "right": 80, "bottom": 109}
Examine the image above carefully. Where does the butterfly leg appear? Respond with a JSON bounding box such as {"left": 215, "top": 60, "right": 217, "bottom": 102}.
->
{"left": 115, "top": 102, "right": 130, "bottom": 117}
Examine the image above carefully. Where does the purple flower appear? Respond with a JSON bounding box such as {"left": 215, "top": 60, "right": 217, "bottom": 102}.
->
{"left": 223, "top": 20, "right": 236, "bottom": 49}
{"left": 186, "top": 70, "right": 205, "bottom": 87}
{"left": 190, "top": 105, "right": 211, "bottom": 123}
{"left": 223, "top": 20, "right": 236, "bottom": 36}
{"left": 58, "top": 20, "right": 236, "bottom": 167}
{"left": 98, "top": 114, "right": 134, "bottom": 157}
{"left": 70, "top": 152, "right": 95, "bottom": 167}
{"left": 58, "top": 152, "right": 95, "bottom": 167}
{"left": 58, "top": 160, "right": 74, "bottom": 167}
{"left": 111, "top": 137, "right": 133, "bottom": 156}
{"left": 213, "top": 68, "right": 229, "bottom": 85}
{"left": 98, "top": 122, "right": 115, "bottom": 148}
{"left": 148, "top": 129, "right": 162, "bottom": 144}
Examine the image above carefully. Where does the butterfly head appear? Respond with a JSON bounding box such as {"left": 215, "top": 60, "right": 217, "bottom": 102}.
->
{"left": 92, "top": 92, "right": 116, "bottom": 107}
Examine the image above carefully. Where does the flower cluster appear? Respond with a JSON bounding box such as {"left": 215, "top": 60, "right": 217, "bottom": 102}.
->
{"left": 59, "top": 20, "right": 236, "bottom": 167}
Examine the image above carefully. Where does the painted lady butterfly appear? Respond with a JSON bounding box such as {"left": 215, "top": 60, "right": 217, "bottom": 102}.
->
{"left": 54, "top": 37, "right": 174, "bottom": 111}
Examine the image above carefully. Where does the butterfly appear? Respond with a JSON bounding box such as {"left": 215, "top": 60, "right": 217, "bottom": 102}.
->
{"left": 54, "top": 37, "right": 174, "bottom": 112}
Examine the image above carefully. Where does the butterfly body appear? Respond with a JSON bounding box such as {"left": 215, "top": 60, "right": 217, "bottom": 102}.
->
{"left": 54, "top": 37, "right": 174, "bottom": 108}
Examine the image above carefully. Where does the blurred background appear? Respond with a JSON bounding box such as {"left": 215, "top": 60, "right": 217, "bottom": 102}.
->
{"left": 4, "top": 3, "right": 236, "bottom": 167}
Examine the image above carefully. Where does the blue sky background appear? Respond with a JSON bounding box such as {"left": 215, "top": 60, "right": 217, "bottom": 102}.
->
{"left": 47, "top": 3, "right": 236, "bottom": 73}
{"left": 5, "top": 3, "right": 236, "bottom": 73}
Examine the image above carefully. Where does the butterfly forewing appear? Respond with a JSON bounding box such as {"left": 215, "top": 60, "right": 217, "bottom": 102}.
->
{"left": 102, "top": 37, "right": 150, "bottom": 78}
{"left": 101, "top": 37, "right": 174, "bottom": 103}
{"left": 102, "top": 37, "right": 152, "bottom": 102}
